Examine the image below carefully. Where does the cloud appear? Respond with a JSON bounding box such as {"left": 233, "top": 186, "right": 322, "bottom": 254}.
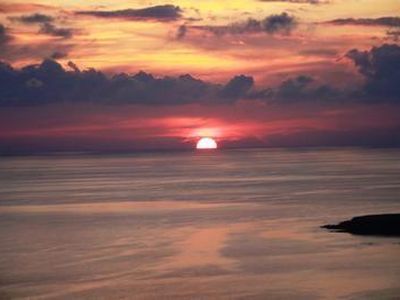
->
{"left": 267, "top": 44, "right": 400, "bottom": 103}
{"left": 0, "top": 23, "right": 13, "bottom": 60}
{"left": 346, "top": 44, "right": 400, "bottom": 101}
{"left": 267, "top": 75, "right": 340, "bottom": 102}
{"left": 50, "top": 51, "right": 68, "bottom": 59}
{"left": 38, "top": 22, "right": 73, "bottom": 39}
{"left": 1, "top": 44, "right": 398, "bottom": 107}
{"left": 220, "top": 75, "right": 254, "bottom": 99}
{"left": 298, "top": 48, "right": 338, "bottom": 57}
{"left": 11, "top": 13, "right": 54, "bottom": 24}
{"left": 194, "top": 13, "right": 297, "bottom": 36}
{"left": 386, "top": 29, "right": 400, "bottom": 41}
{"left": 0, "top": 24, "right": 12, "bottom": 47}
{"left": 275, "top": 75, "right": 314, "bottom": 98}
{"left": 67, "top": 61, "right": 79, "bottom": 72}
{"left": 1, "top": 42, "right": 74, "bottom": 63}
{"left": 259, "top": 0, "right": 329, "bottom": 4}
{"left": 76, "top": 5, "right": 182, "bottom": 22}
{"left": 327, "top": 17, "right": 400, "bottom": 27}
{"left": 9, "top": 13, "right": 73, "bottom": 39}
{"left": 263, "top": 13, "right": 298, "bottom": 34}
{"left": 0, "top": 59, "right": 225, "bottom": 106}
{"left": 176, "top": 24, "right": 187, "bottom": 39}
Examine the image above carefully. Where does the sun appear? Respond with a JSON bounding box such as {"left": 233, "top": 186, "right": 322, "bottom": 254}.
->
{"left": 196, "top": 137, "right": 218, "bottom": 149}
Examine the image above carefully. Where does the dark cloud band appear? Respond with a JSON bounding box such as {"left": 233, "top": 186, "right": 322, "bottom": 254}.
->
{"left": 0, "top": 44, "right": 399, "bottom": 107}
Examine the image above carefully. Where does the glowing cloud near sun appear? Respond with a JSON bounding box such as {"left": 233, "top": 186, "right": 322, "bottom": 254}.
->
{"left": 196, "top": 137, "right": 218, "bottom": 149}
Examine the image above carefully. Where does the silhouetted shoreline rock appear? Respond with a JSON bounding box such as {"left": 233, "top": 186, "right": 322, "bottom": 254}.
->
{"left": 322, "top": 214, "right": 400, "bottom": 237}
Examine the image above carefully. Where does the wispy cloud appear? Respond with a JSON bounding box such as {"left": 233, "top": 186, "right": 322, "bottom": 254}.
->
{"left": 10, "top": 12, "right": 74, "bottom": 39}
{"left": 327, "top": 17, "right": 400, "bottom": 27}
{"left": 76, "top": 5, "right": 183, "bottom": 22}
{"left": 259, "top": 0, "right": 329, "bottom": 4}
{"left": 192, "top": 13, "right": 297, "bottom": 36}
{"left": 10, "top": 13, "right": 54, "bottom": 24}
{"left": 38, "top": 22, "right": 73, "bottom": 39}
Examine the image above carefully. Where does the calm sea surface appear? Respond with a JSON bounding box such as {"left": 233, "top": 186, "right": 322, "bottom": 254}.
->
{"left": 0, "top": 148, "right": 399, "bottom": 299}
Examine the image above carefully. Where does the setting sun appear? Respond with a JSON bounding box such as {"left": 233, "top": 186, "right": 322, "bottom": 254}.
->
{"left": 196, "top": 137, "right": 218, "bottom": 149}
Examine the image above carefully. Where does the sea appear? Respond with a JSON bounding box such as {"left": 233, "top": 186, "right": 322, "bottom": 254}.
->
{"left": 0, "top": 148, "right": 399, "bottom": 299}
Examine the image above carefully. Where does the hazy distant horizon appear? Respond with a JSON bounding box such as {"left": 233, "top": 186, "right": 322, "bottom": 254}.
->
{"left": 2, "top": 144, "right": 400, "bottom": 157}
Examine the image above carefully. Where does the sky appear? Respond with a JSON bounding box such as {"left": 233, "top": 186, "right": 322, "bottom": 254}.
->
{"left": 0, "top": 0, "right": 399, "bottom": 153}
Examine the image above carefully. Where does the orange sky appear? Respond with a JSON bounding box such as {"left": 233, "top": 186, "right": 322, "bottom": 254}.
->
{"left": 1, "top": 0, "right": 399, "bottom": 79}
{"left": 0, "top": 0, "right": 399, "bottom": 152}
